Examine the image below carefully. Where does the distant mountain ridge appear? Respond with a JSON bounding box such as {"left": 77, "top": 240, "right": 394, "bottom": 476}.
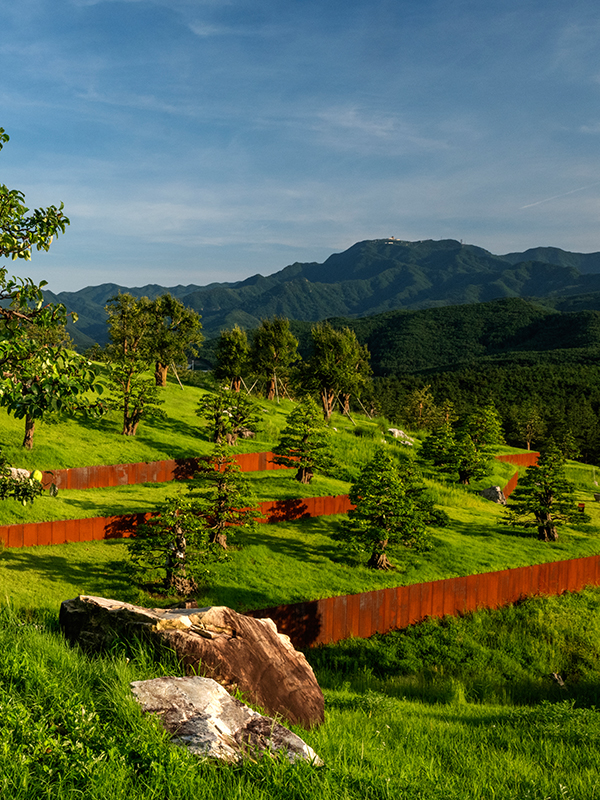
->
{"left": 46, "top": 238, "right": 600, "bottom": 349}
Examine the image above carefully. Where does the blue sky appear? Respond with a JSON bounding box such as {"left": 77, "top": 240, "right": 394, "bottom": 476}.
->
{"left": 2, "top": 0, "right": 600, "bottom": 292}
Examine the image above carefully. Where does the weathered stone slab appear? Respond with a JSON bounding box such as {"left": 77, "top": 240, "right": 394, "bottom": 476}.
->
{"left": 131, "top": 676, "right": 323, "bottom": 764}
{"left": 479, "top": 485, "right": 506, "bottom": 505}
{"left": 59, "top": 595, "right": 324, "bottom": 728}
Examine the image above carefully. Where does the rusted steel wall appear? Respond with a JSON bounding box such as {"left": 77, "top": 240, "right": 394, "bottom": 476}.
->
{"left": 38, "top": 451, "right": 536, "bottom": 492}
{"left": 502, "top": 471, "right": 520, "bottom": 499}
{"left": 0, "top": 494, "right": 352, "bottom": 549}
{"left": 247, "top": 555, "right": 600, "bottom": 648}
{"left": 0, "top": 512, "right": 153, "bottom": 549}
{"left": 40, "top": 452, "right": 287, "bottom": 491}
{"left": 256, "top": 494, "right": 353, "bottom": 523}
{"left": 496, "top": 452, "right": 539, "bottom": 467}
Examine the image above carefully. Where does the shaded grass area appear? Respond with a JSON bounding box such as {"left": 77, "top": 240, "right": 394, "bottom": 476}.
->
{"left": 308, "top": 587, "right": 600, "bottom": 709}
{"left": 2, "top": 496, "right": 599, "bottom": 614}
{"left": 0, "top": 472, "right": 351, "bottom": 526}
{"left": 3, "top": 594, "right": 600, "bottom": 799}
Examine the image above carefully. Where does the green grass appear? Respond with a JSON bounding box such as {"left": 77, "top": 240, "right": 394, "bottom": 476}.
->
{"left": 0, "top": 471, "right": 351, "bottom": 526}
{"left": 3, "top": 592, "right": 600, "bottom": 799}
{"left": 2, "top": 391, "right": 600, "bottom": 798}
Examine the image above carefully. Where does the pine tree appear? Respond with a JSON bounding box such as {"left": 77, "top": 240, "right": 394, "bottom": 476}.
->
{"left": 503, "top": 441, "right": 588, "bottom": 541}
{"left": 186, "top": 443, "right": 258, "bottom": 549}
{"left": 272, "top": 397, "right": 334, "bottom": 483}
{"left": 339, "top": 450, "right": 435, "bottom": 570}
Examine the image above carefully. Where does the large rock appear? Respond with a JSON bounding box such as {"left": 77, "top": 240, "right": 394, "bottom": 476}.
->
{"left": 479, "top": 485, "right": 506, "bottom": 505}
{"left": 59, "top": 595, "right": 324, "bottom": 728}
{"left": 131, "top": 676, "right": 323, "bottom": 764}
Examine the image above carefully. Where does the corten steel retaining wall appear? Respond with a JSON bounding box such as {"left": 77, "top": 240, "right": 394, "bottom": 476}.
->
{"left": 40, "top": 450, "right": 539, "bottom": 492}
{"left": 247, "top": 555, "right": 600, "bottom": 648}
{"left": 3, "top": 451, "right": 538, "bottom": 549}
{"left": 0, "top": 494, "right": 354, "bottom": 549}
{"left": 39, "top": 452, "right": 288, "bottom": 492}
{"left": 496, "top": 452, "right": 539, "bottom": 499}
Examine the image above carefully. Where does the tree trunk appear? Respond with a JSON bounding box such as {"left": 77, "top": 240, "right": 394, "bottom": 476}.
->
{"left": 231, "top": 377, "right": 241, "bottom": 393}
{"left": 537, "top": 513, "right": 559, "bottom": 542}
{"left": 266, "top": 378, "right": 276, "bottom": 401}
{"left": 368, "top": 545, "right": 395, "bottom": 571}
{"left": 321, "top": 387, "right": 335, "bottom": 420}
{"left": 210, "top": 530, "right": 228, "bottom": 549}
{"left": 295, "top": 466, "right": 314, "bottom": 484}
{"left": 155, "top": 362, "right": 169, "bottom": 387}
{"left": 22, "top": 415, "right": 35, "bottom": 449}
{"left": 342, "top": 394, "right": 350, "bottom": 415}
{"left": 122, "top": 416, "right": 139, "bottom": 436}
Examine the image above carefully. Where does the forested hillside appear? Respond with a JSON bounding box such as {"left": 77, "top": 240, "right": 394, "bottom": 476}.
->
{"left": 47, "top": 238, "right": 600, "bottom": 347}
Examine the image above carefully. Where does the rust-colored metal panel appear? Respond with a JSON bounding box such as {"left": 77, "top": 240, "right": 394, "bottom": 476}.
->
{"left": 419, "top": 580, "right": 433, "bottom": 621}
{"left": 48, "top": 520, "right": 60, "bottom": 545}
{"left": 452, "top": 576, "right": 468, "bottom": 615}
{"left": 395, "top": 585, "right": 410, "bottom": 629}
{"left": 358, "top": 591, "right": 375, "bottom": 639}
{"left": 463, "top": 573, "right": 479, "bottom": 613}
{"left": 346, "top": 592, "right": 361, "bottom": 638}
{"left": 63, "top": 517, "right": 77, "bottom": 544}
{"left": 440, "top": 577, "right": 456, "bottom": 616}
{"left": 538, "top": 561, "right": 551, "bottom": 595}
{"left": 369, "top": 589, "right": 387, "bottom": 635}
{"left": 7, "top": 525, "right": 24, "bottom": 548}
{"left": 113, "top": 463, "right": 127, "bottom": 486}
{"left": 547, "top": 561, "right": 561, "bottom": 596}
{"left": 317, "top": 596, "right": 334, "bottom": 644}
{"left": 407, "top": 582, "right": 424, "bottom": 625}
{"left": 378, "top": 587, "right": 392, "bottom": 634}
{"left": 497, "top": 569, "right": 513, "bottom": 607}
{"left": 430, "top": 579, "right": 445, "bottom": 620}
{"left": 23, "top": 523, "right": 40, "bottom": 547}
{"left": 76, "top": 519, "right": 91, "bottom": 542}
{"left": 495, "top": 452, "right": 539, "bottom": 467}
{"left": 502, "top": 471, "right": 519, "bottom": 499}
{"left": 330, "top": 594, "right": 348, "bottom": 642}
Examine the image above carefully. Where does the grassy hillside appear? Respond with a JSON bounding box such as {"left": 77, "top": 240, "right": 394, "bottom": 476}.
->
{"left": 2, "top": 381, "right": 600, "bottom": 799}
{"left": 0, "top": 382, "right": 598, "bottom": 614}
{"left": 3, "top": 589, "right": 600, "bottom": 799}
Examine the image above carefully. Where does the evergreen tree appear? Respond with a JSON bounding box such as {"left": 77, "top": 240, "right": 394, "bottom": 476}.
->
{"left": 126, "top": 496, "right": 213, "bottom": 596}
{"left": 214, "top": 325, "right": 250, "bottom": 392}
{"left": 186, "top": 443, "right": 258, "bottom": 549}
{"left": 339, "top": 450, "right": 435, "bottom": 571}
{"left": 272, "top": 397, "right": 334, "bottom": 483}
{"left": 503, "top": 441, "right": 588, "bottom": 541}
{"left": 196, "top": 387, "right": 260, "bottom": 445}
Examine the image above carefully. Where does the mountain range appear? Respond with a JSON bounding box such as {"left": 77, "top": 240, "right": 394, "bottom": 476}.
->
{"left": 45, "top": 237, "right": 600, "bottom": 350}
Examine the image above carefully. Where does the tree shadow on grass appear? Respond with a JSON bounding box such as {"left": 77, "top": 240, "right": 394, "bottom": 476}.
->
{"left": 241, "top": 517, "right": 353, "bottom": 566}
{"left": 0, "top": 549, "right": 136, "bottom": 602}
{"left": 445, "top": 518, "right": 533, "bottom": 540}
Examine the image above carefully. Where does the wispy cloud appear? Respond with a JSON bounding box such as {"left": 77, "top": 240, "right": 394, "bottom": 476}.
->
{"left": 520, "top": 181, "right": 600, "bottom": 209}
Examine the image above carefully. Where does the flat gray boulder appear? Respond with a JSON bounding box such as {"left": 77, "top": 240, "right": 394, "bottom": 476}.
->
{"left": 131, "top": 676, "right": 323, "bottom": 765}
{"left": 59, "top": 595, "right": 324, "bottom": 728}
{"left": 479, "top": 486, "right": 506, "bottom": 505}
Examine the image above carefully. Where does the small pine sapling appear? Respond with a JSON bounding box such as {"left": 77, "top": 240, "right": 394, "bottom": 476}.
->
{"left": 272, "top": 397, "right": 335, "bottom": 483}
{"left": 186, "top": 443, "right": 258, "bottom": 549}
{"left": 339, "top": 449, "right": 439, "bottom": 570}
{"left": 503, "top": 440, "right": 589, "bottom": 542}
